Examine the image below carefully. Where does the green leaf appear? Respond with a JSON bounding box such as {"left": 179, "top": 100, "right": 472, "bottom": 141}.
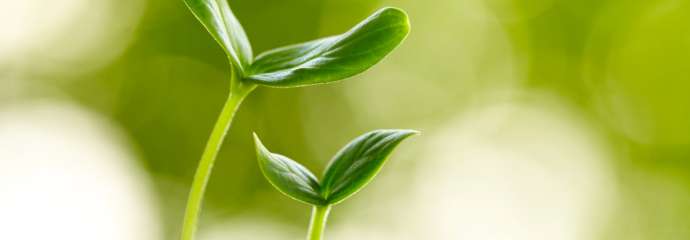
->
{"left": 253, "top": 133, "right": 326, "bottom": 205}
{"left": 184, "top": 0, "right": 253, "bottom": 73}
{"left": 245, "top": 7, "right": 410, "bottom": 87}
{"left": 321, "top": 129, "right": 418, "bottom": 204}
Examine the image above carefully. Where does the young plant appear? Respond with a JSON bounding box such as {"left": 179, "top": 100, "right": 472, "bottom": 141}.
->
{"left": 180, "top": 1, "right": 410, "bottom": 239}
{"left": 253, "top": 129, "right": 418, "bottom": 240}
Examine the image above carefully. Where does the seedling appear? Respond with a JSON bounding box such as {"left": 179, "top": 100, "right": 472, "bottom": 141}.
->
{"left": 253, "top": 129, "right": 418, "bottom": 240}
{"left": 180, "top": 1, "right": 410, "bottom": 240}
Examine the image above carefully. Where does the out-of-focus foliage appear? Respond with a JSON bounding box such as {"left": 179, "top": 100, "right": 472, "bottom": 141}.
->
{"left": 1, "top": 0, "right": 689, "bottom": 239}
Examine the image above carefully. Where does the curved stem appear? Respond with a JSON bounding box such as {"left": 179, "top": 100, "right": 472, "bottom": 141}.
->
{"left": 180, "top": 75, "right": 255, "bottom": 240}
{"left": 307, "top": 205, "right": 332, "bottom": 240}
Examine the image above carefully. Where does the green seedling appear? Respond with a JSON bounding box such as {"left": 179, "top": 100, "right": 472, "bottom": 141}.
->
{"left": 179, "top": 1, "right": 410, "bottom": 239}
{"left": 253, "top": 129, "right": 418, "bottom": 240}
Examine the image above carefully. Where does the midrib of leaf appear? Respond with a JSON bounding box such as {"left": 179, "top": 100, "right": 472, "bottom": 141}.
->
{"left": 321, "top": 137, "right": 370, "bottom": 197}
{"left": 326, "top": 23, "right": 406, "bottom": 55}
{"left": 254, "top": 38, "right": 335, "bottom": 65}
{"left": 273, "top": 154, "right": 320, "bottom": 193}
{"left": 250, "top": 38, "right": 341, "bottom": 77}
{"left": 209, "top": 0, "right": 246, "bottom": 72}
{"left": 250, "top": 23, "right": 405, "bottom": 78}
{"left": 329, "top": 157, "right": 369, "bottom": 193}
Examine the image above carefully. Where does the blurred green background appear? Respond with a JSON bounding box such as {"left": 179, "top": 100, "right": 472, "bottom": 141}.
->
{"left": 1, "top": 0, "right": 689, "bottom": 239}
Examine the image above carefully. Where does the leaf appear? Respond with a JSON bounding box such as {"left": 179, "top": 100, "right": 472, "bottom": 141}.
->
{"left": 184, "top": 0, "right": 253, "bottom": 73}
{"left": 253, "top": 133, "right": 326, "bottom": 205}
{"left": 321, "top": 129, "right": 418, "bottom": 204}
{"left": 245, "top": 7, "right": 410, "bottom": 87}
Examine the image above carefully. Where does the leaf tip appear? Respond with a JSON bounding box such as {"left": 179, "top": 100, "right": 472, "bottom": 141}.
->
{"left": 378, "top": 6, "right": 408, "bottom": 16}
{"left": 403, "top": 129, "right": 421, "bottom": 135}
{"left": 252, "top": 131, "right": 259, "bottom": 141}
{"left": 378, "top": 6, "right": 411, "bottom": 31}
{"left": 252, "top": 132, "right": 268, "bottom": 153}
{"left": 384, "top": 129, "right": 421, "bottom": 138}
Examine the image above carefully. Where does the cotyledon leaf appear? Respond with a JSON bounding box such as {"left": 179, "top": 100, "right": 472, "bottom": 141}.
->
{"left": 245, "top": 7, "right": 410, "bottom": 87}
{"left": 184, "top": 0, "right": 253, "bottom": 73}
{"left": 320, "top": 129, "right": 418, "bottom": 205}
{"left": 253, "top": 133, "right": 326, "bottom": 205}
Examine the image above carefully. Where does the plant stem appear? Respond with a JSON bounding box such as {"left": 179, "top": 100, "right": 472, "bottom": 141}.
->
{"left": 180, "top": 74, "right": 255, "bottom": 240}
{"left": 307, "top": 205, "right": 332, "bottom": 240}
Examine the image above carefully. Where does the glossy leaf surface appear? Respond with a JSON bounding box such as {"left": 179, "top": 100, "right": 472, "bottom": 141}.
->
{"left": 184, "top": 0, "right": 253, "bottom": 73}
{"left": 321, "top": 129, "right": 417, "bottom": 204}
{"left": 246, "top": 7, "right": 410, "bottom": 87}
{"left": 253, "top": 133, "right": 325, "bottom": 205}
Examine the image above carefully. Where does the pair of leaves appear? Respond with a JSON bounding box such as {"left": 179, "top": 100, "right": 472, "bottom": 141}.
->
{"left": 184, "top": 0, "right": 410, "bottom": 87}
{"left": 185, "top": 0, "right": 416, "bottom": 206}
{"left": 254, "top": 129, "right": 418, "bottom": 206}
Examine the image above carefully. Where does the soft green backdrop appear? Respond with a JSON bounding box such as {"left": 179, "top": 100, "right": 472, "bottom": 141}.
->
{"left": 1, "top": 0, "right": 689, "bottom": 239}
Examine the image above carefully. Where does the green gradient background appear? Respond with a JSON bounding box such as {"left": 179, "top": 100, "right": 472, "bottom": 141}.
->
{"left": 2, "top": 0, "right": 690, "bottom": 239}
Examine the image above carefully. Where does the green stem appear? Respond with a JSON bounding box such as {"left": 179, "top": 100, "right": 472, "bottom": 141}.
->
{"left": 307, "top": 205, "right": 332, "bottom": 240}
{"left": 180, "top": 75, "right": 255, "bottom": 240}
